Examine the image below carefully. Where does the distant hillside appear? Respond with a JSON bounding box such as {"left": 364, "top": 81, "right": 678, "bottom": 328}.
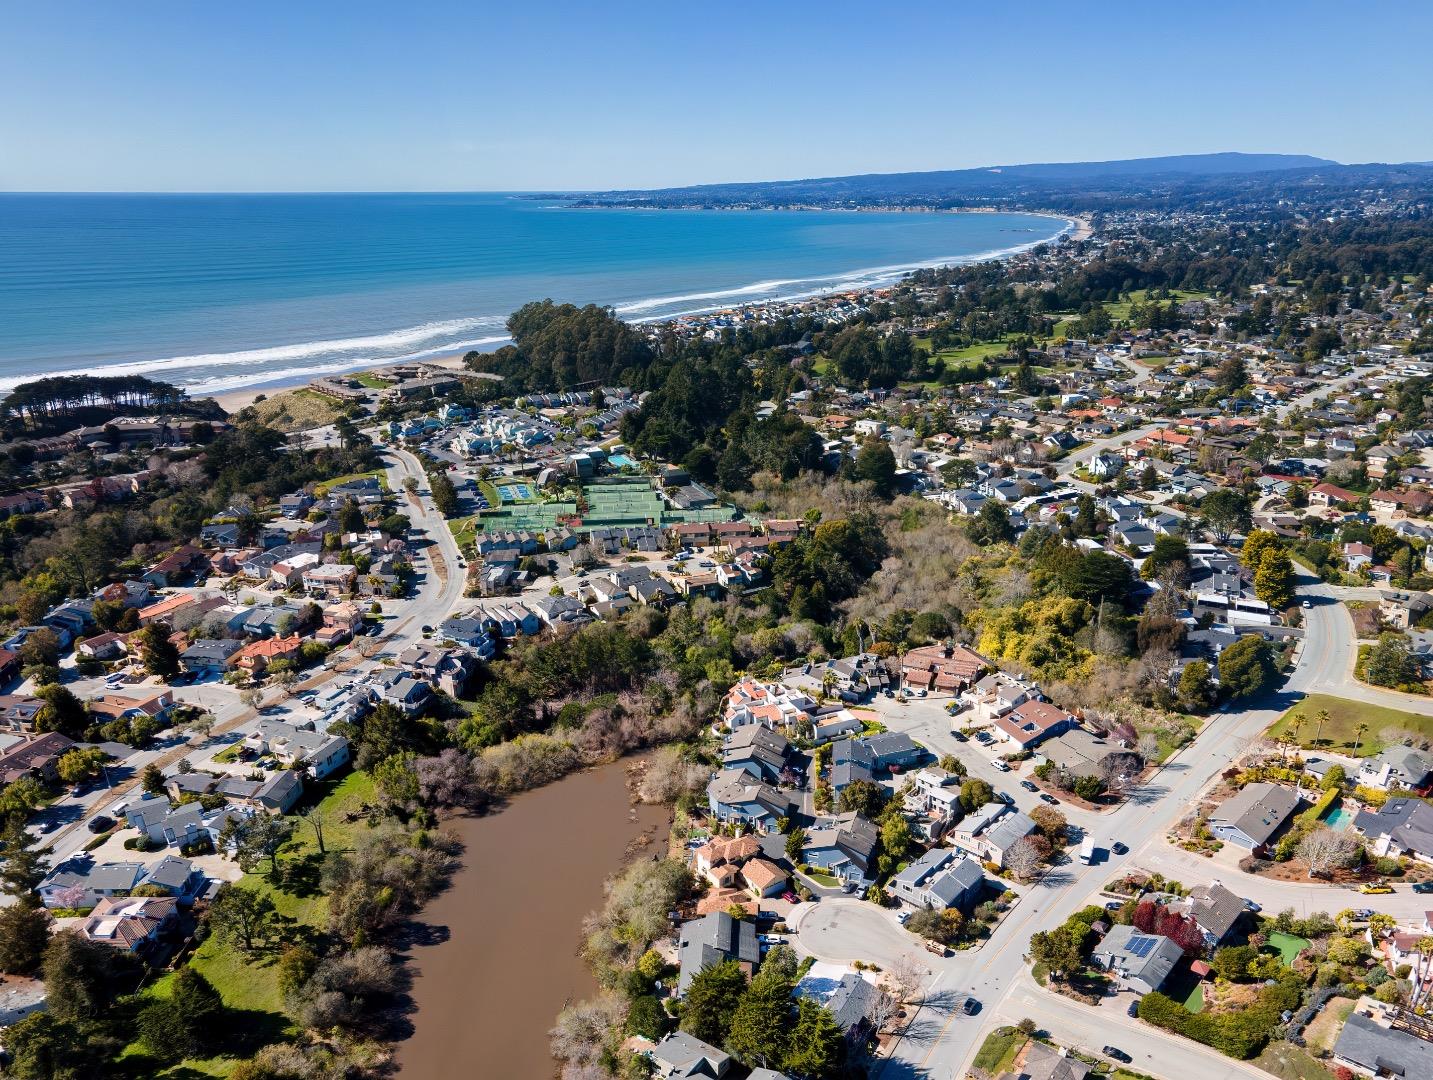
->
{"left": 557, "top": 152, "right": 1433, "bottom": 214}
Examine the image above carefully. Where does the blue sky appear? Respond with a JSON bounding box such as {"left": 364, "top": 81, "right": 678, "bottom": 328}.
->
{"left": 2, "top": 0, "right": 1429, "bottom": 191}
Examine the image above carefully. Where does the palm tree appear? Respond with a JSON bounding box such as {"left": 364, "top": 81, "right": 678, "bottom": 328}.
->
{"left": 1313, "top": 708, "right": 1330, "bottom": 751}
{"left": 1352, "top": 721, "right": 1370, "bottom": 759}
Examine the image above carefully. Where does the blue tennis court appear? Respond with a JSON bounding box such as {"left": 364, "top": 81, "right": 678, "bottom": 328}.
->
{"left": 496, "top": 483, "right": 534, "bottom": 502}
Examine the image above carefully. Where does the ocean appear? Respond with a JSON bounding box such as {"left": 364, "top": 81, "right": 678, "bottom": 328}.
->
{"left": 0, "top": 193, "right": 1067, "bottom": 396}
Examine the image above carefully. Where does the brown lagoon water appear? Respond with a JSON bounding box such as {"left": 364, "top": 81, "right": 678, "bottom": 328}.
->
{"left": 396, "top": 760, "right": 669, "bottom": 1078}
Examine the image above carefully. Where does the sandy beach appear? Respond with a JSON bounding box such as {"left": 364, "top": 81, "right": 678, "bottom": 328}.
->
{"left": 205, "top": 213, "right": 1094, "bottom": 416}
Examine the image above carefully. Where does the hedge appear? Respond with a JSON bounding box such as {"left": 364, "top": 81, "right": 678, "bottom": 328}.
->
{"left": 1296, "top": 787, "right": 1339, "bottom": 829}
{"left": 1138, "top": 973, "right": 1303, "bottom": 1058}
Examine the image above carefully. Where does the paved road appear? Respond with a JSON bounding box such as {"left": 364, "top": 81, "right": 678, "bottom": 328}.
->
{"left": 998, "top": 972, "right": 1267, "bottom": 1080}
{"left": 1298, "top": 581, "right": 1433, "bottom": 716}
{"left": 842, "top": 571, "right": 1353, "bottom": 1079}
{"left": 29, "top": 443, "right": 466, "bottom": 878}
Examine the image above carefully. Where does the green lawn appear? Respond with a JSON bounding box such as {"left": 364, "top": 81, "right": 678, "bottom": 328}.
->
{"left": 800, "top": 868, "right": 840, "bottom": 888}
{"left": 131, "top": 771, "right": 379, "bottom": 1075}
{"left": 972, "top": 1028, "right": 1027, "bottom": 1074}
{"left": 313, "top": 468, "right": 387, "bottom": 495}
{"left": 1267, "top": 931, "right": 1311, "bottom": 966}
{"left": 352, "top": 372, "right": 393, "bottom": 389}
{"left": 1268, "top": 694, "right": 1433, "bottom": 757}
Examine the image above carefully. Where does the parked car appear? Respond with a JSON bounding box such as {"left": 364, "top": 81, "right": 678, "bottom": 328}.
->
{"left": 1020, "top": 780, "right": 1039, "bottom": 792}
{"left": 1103, "top": 1046, "right": 1131, "bottom": 1063}
{"left": 87, "top": 815, "right": 115, "bottom": 834}
{"left": 1359, "top": 882, "right": 1395, "bottom": 894}
{"left": 1127, "top": 1001, "right": 1140, "bottom": 1018}
{"left": 1111, "top": 841, "right": 1128, "bottom": 855}
{"left": 1039, "top": 793, "right": 1060, "bottom": 806}
{"left": 758, "top": 934, "right": 785, "bottom": 945}
{"left": 1412, "top": 882, "right": 1433, "bottom": 894}
{"left": 951, "top": 731, "right": 968, "bottom": 743}
{"left": 1301, "top": 599, "right": 1312, "bottom": 609}
{"left": 781, "top": 891, "right": 799, "bottom": 903}
{"left": 896, "top": 911, "right": 911, "bottom": 925}
{"left": 990, "top": 759, "right": 1011, "bottom": 772}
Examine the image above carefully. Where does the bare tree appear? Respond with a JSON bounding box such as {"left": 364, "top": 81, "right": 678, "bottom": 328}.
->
{"left": 1297, "top": 827, "right": 1363, "bottom": 878}
{"left": 299, "top": 806, "right": 326, "bottom": 855}
{"left": 1005, "top": 835, "right": 1043, "bottom": 880}
{"left": 867, "top": 984, "right": 903, "bottom": 1034}
{"left": 550, "top": 994, "right": 626, "bottom": 1070}
{"left": 240, "top": 687, "right": 263, "bottom": 711}
{"left": 887, "top": 953, "right": 926, "bottom": 1005}
{"left": 1136, "top": 733, "right": 1161, "bottom": 762}
{"left": 637, "top": 746, "right": 707, "bottom": 804}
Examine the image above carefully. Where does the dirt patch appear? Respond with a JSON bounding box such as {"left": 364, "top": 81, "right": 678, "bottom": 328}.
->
{"left": 1302, "top": 996, "right": 1355, "bottom": 1052}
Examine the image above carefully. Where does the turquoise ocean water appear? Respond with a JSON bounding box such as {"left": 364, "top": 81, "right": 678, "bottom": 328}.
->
{"left": 0, "top": 193, "right": 1066, "bottom": 395}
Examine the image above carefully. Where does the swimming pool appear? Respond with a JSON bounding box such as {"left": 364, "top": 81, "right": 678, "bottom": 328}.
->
{"left": 1324, "top": 807, "right": 1354, "bottom": 830}
{"left": 608, "top": 453, "right": 637, "bottom": 469}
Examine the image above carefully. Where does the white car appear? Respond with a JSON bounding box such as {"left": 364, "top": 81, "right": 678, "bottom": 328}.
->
{"left": 896, "top": 911, "right": 912, "bottom": 925}
{"left": 990, "top": 759, "right": 1011, "bottom": 772}
{"left": 1301, "top": 599, "right": 1311, "bottom": 608}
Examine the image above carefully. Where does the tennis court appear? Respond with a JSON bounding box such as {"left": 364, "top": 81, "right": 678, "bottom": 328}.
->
{"left": 496, "top": 482, "right": 535, "bottom": 502}
{"left": 469, "top": 476, "right": 740, "bottom": 533}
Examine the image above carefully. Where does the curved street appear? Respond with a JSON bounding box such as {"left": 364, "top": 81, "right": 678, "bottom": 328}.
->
{"left": 836, "top": 565, "right": 1421, "bottom": 1079}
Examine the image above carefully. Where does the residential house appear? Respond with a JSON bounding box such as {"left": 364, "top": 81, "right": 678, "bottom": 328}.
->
{"left": 0, "top": 696, "right": 43, "bottom": 733}
{"left": 230, "top": 635, "right": 302, "bottom": 676}
{"left": 794, "top": 968, "right": 880, "bottom": 1049}
{"left": 1090, "top": 924, "right": 1182, "bottom": 994}
{"left": 1332, "top": 1012, "right": 1433, "bottom": 1079}
{"left": 1357, "top": 746, "right": 1433, "bottom": 793}
{"left": 1206, "top": 782, "right": 1300, "bottom": 850}
{"left": 179, "top": 638, "right": 242, "bottom": 675}
{"left": 952, "top": 805, "right": 1038, "bottom": 869}
{"left": 647, "top": 1031, "right": 731, "bottom": 1080}
{"left": 902, "top": 766, "right": 964, "bottom": 840}
{"left": 994, "top": 699, "right": 1078, "bottom": 750}
{"left": 1354, "top": 798, "right": 1433, "bottom": 863}
{"left": 802, "top": 813, "right": 879, "bottom": 887}
{"left": 137, "top": 593, "right": 199, "bottom": 627}
{"left": 1181, "top": 881, "right": 1247, "bottom": 947}
{"left": 810, "top": 708, "right": 863, "bottom": 744}
{"left": 676, "top": 911, "right": 759, "bottom": 994}
{"left": 80, "top": 895, "right": 180, "bottom": 960}
{"left": 136, "top": 856, "right": 208, "bottom": 904}
{"left": 87, "top": 689, "right": 175, "bottom": 727}
{"left": 76, "top": 632, "right": 128, "bottom": 661}
{"left": 692, "top": 835, "right": 761, "bottom": 888}
{"left": 0, "top": 731, "right": 75, "bottom": 784}
{"left": 38, "top": 860, "right": 146, "bottom": 909}
{"left": 245, "top": 719, "right": 350, "bottom": 779}
{"left": 740, "top": 858, "right": 787, "bottom": 900}
{"left": 124, "top": 794, "right": 252, "bottom": 849}
{"left": 398, "top": 643, "right": 477, "bottom": 697}
{"left": 706, "top": 769, "right": 790, "bottom": 832}
{"left": 302, "top": 562, "right": 358, "bottom": 597}
{"left": 899, "top": 643, "right": 990, "bottom": 693}
{"left": 889, "top": 848, "right": 985, "bottom": 912}
{"left": 719, "top": 726, "right": 791, "bottom": 783}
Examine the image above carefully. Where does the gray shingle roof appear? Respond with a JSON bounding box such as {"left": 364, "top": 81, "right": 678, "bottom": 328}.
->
{"left": 1334, "top": 1011, "right": 1433, "bottom": 1078}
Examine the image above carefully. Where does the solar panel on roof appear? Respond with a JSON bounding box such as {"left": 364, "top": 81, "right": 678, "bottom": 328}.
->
{"left": 1127, "top": 935, "right": 1157, "bottom": 958}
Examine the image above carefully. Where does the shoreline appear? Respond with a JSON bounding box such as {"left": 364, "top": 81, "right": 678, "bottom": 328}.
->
{"left": 204, "top": 214, "right": 1089, "bottom": 416}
